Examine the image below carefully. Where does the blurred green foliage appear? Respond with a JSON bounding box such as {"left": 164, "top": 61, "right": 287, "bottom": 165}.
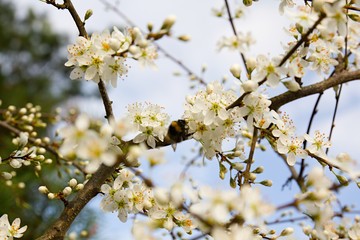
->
{"left": 0, "top": 0, "right": 96, "bottom": 238}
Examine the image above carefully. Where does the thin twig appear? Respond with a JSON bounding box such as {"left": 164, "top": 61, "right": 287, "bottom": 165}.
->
{"left": 38, "top": 0, "right": 121, "bottom": 239}
{"left": 224, "top": 0, "right": 250, "bottom": 75}
{"left": 266, "top": 216, "right": 308, "bottom": 225}
{"left": 326, "top": 83, "right": 343, "bottom": 155}
{"left": 299, "top": 92, "right": 323, "bottom": 181}
{"left": 241, "top": 127, "right": 258, "bottom": 187}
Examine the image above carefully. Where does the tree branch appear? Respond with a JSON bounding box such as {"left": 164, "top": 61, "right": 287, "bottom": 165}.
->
{"left": 36, "top": 155, "right": 125, "bottom": 240}
{"left": 270, "top": 69, "right": 360, "bottom": 110}
{"left": 38, "top": 1, "right": 121, "bottom": 239}
{"left": 224, "top": 0, "right": 250, "bottom": 75}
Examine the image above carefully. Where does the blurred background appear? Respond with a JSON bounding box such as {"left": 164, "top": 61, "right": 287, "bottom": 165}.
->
{"left": 1, "top": 0, "right": 360, "bottom": 238}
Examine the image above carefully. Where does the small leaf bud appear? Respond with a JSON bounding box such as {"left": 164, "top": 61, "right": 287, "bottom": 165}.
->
{"left": 336, "top": 174, "right": 349, "bottom": 186}
{"left": 84, "top": 9, "right": 93, "bottom": 21}
{"left": 161, "top": 15, "right": 176, "bottom": 30}
{"left": 230, "top": 177, "right": 237, "bottom": 188}
{"left": 260, "top": 180, "right": 273, "bottom": 187}
{"left": 243, "top": 0, "right": 253, "bottom": 6}
{"left": 147, "top": 22, "right": 154, "bottom": 32}
{"left": 80, "top": 230, "right": 89, "bottom": 237}
{"left": 252, "top": 166, "right": 264, "bottom": 174}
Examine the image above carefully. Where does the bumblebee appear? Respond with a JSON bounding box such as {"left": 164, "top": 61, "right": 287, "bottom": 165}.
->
{"left": 165, "top": 119, "right": 190, "bottom": 150}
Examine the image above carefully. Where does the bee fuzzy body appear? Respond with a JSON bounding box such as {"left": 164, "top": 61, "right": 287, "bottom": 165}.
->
{"left": 165, "top": 120, "right": 190, "bottom": 150}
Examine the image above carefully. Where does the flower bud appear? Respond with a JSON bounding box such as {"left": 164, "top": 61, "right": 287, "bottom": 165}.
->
{"left": 177, "top": 34, "right": 191, "bottom": 41}
{"left": 241, "top": 80, "right": 258, "bottom": 93}
{"left": 48, "top": 193, "right": 55, "bottom": 199}
{"left": 69, "top": 178, "right": 78, "bottom": 188}
{"left": 109, "top": 38, "right": 120, "bottom": 52}
{"left": 76, "top": 183, "right": 84, "bottom": 191}
{"left": 336, "top": 174, "right": 348, "bottom": 186}
{"left": 147, "top": 22, "right": 154, "bottom": 32}
{"left": 302, "top": 226, "right": 311, "bottom": 235}
{"left": 19, "top": 108, "right": 27, "bottom": 115}
{"left": 84, "top": 9, "right": 93, "bottom": 21}
{"left": 80, "top": 230, "right": 89, "bottom": 237}
{"left": 129, "top": 45, "right": 140, "bottom": 55}
{"left": 249, "top": 172, "right": 257, "bottom": 181}
{"left": 260, "top": 180, "right": 273, "bottom": 187}
{"left": 230, "top": 64, "right": 242, "bottom": 79}
{"left": 280, "top": 227, "right": 294, "bottom": 236}
{"left": 2, "top": 172, "right": 12, "bottom": 180}
{"left": 154, "top": 188, "right": 169, "bottom": 206}
{"left": 45, "top": 158, "right": 53, "bottom": 164}
{"left": 232, "top": 162, "right": 244, "bottom": 171}
{"left": 312, "top": 0, "right": 326, "bottom": 12}
{"left": 230, "top": 177, "right": 237, "bottom": 188}
{"left": 63, "top": 186, "right": 72, "bottom": 196}
{"left": 252, "top": 166, "right": 264, "bottom": 174}
{"left": 243, "top": 0, "right": 253, "bottom": 6}
{"left": 8, "top": 105, "right": 16, "bottom": 112}
{"left": 161, "top": 15, "right": 176, "bottom": 30}
{"left": 283, "top": 80, "right": 301, "bottom": 92}
{"left": 246, "top": 57, "right": 257, "bottom": 72}
{"left": 39, "top": 186, "right": 49, "bottom": 194}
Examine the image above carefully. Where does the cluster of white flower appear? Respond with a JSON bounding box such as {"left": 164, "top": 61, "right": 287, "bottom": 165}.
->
{"left": 100, "top": 169, "right": 196, "bottom": 234}
{"left": 125, "top": 102, "right": 170, "bottom": 148}
{"left": 282, "top": 1, "right": 360, "bottom": 77}
{"left": 183, "top": 82, "right": 242, "bottom": 158}
{"left": 65, "top": 26, "right": 158, "bottom": 87}
{"left": 271, "top": 113, "right": 332, "bottom": 166}
{"left": 190, "top": 185, "right": 274, "bottom": 228}
{"left": 58, "top": 114, "right": 123, "bottom": 173}
{"left": 218, "top": 32, "right": 255, "bottom": 53}
{"left": 57, "top": 103, "right": 169, "bottom": 172}
{"left": 251, "top": 55, "right": 287, "bottom": 87}
{"left": 0, "top": 214, "right": 27, "bottom": 239}
{"left": 9, "top": 132, "right": 36, "bottom": 168}
{"left": 101, "top": 170, "right": 280, "bottom": 239}
{"left": 182, "top": 80, "right": 330, "bottom": 166}
{"left": 297, "top": 167, "right": 338, "bottom": 239}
